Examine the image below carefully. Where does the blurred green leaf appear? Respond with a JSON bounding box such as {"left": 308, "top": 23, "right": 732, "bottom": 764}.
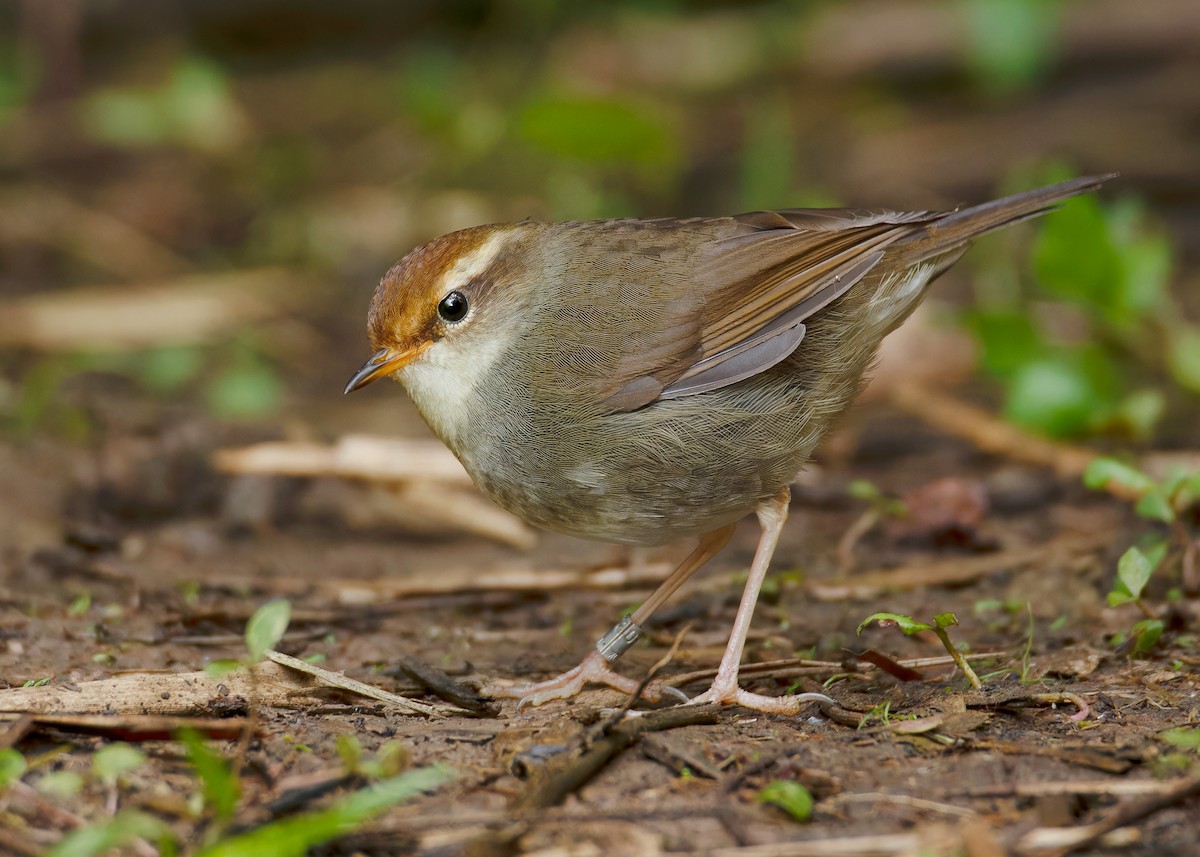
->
{"left": 195, "top": 766, "right": 455, "bottom": 857}
{"left": 1134, "top": 488, "right": 1175, "bottom": 524}
{"left": 205, "top": 362, "right": 283, "bottom": 420}
{"left": 1003, "top": 354, "right": 1114, "bottom": 437}
{"left": 82, "top": 88, "right": 165, "bottom": 147}
{"left": 47, "top": 810, "right": 171, "bottom": 857}
{"left": 81, "top": 57, "right": 243, "bottom": 152}
{"left": 1128, "top": 618, "right": 1164, "bottom": 656}
{"left": 1107, "top": 197, "right": 1173, "bottom": 315}
{"left": 139, "top": 346, "right": 204, "bottom": 392}
{"left": 1160, "top": 727, "right": 1200, "bottom": 751}
{"left": 37, "top": 770, "right": 84, "bottom": 800}
{"left": 967, "top": 310, "right": 1044, "bottom": 380}
{"left": 179, "top": 728, "right": 241, "bottom": 823}
{"left": 964, "top": 0, "right": 1061, "bottom": 94}
{"left": 757, "top": 780, "right": 813, "bottom": 822}
{"left": 336, "top": 734, "right": 363, "bottom": 774}
{"left": 245, "top": 599, "right": 291, "bottom": 663}
{"left": 1083, "top": 457, "right": 1155, "bottom": 495}
{"left": 204, "top": 659, "right": 241, "bottom": 679}
{"left": 847, "top": 480, "right": 884, "bottom": 502}
{"left": 1033, "top": 194, "right": 1121, "bottom": 314}
{"left": 1117, "top": 545, "right": 1154, "bottom": 599}
{"left": 0, "top": 748, "right": 25, "bottom": 788}
{"left": 1166, "top": 325, "right": 1200, "bottom": 393}
{"left": 93, "top": 743, "right": 146, "bottom": 788}
{"left": 1110, "top": 389, "right": 1166, "bottom": 440}
{"left": 518, "top": 95, "right": 676, "bottom": 167}
{"left": 1109, "top": 545, "right": 1154, "bottom": 606}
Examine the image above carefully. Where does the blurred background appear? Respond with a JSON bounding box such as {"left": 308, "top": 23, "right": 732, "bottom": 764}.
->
{"left": 1, "top": 0, "right": 1198, "bottom": 553}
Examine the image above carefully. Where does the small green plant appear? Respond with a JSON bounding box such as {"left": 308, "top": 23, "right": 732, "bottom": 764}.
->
{"left": 335, "top": 735, "right": 411, "bottom": 780}
{"left": 47, "top": 811, "right": 172, "bottom": 857}
{"left": 857, "top": 700, "right": 894, "bottom": 729}
{"left": 206, "top": 597, "right": 292, "bottom": 677}
{"left": 194, "top": 766, "right": 455, "bottom": 857}
{"left": 179, "top": 729, "right": 241, "bottom": 826}
{"left": 858, "top": 611, "right": 982, "bottom": 689}
{"left": 756, "top": 780, "right": 814, "bottom": 822}
{"left": 1084, "top": 457, "right": 1200, "bottom": 657}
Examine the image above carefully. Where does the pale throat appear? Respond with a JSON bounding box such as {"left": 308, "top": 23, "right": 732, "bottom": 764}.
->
{"left": 397, "top": 230, "right": 523, "bottom": 447}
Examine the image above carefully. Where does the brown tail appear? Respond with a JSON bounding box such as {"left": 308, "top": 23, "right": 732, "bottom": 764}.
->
{"left": 896, "top": 173, "right": 1117, "bottom": 265}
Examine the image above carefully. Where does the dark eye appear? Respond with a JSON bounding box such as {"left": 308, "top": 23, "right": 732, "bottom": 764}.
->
{"left": 437, "top": 290, "right": 469, "bottom": 323}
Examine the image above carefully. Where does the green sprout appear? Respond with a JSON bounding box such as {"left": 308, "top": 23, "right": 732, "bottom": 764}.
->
{"left": 858, "top": 611, "right": 982, "bottom": 689}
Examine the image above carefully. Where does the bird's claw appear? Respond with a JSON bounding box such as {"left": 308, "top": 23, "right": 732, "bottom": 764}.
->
{"left": 481, "top": 650, "right": 686, "bottom": 709}
{"left": 687, "top": 684, "right": 835, "bottom": 716}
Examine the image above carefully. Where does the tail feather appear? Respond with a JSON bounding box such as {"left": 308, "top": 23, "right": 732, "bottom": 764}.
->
{"left": 896, "top": 173, "right": 1117, "bottom": 265}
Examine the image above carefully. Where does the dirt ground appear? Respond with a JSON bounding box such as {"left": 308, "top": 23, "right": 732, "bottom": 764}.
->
{"left": 2, "top": 389, "right": 1198, "bottom": 855}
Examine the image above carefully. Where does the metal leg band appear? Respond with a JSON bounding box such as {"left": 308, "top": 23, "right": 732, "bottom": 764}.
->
{"left": 595, "top": 615, "right": 642, "bottom": 662}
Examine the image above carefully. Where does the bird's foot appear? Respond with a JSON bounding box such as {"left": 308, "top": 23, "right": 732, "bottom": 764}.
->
{"left": 481, "top": 650, "right": 685, "bottom": 709}
{"left": 688, "top": 675, "right": 835, "bottom": 716}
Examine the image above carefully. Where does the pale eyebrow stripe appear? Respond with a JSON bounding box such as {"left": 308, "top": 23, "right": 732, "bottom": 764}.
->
{"left": 440, "top": 231, "right": 509, "bottom": 293}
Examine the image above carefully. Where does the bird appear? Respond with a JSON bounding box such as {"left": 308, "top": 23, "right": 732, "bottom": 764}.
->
{"left": 345, "top": 174, "right": 1113, "bottom": 714}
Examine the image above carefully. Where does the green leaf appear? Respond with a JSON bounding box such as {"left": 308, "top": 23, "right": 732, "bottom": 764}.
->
{"left": 846, "top": 479, "right": 884, "bottom": 503}
{"left": 1115, "top": 230, "right": 1172, "bottom": 316}
{"left": 47, "top": 810, "right": 171, "bottom": 857}
{"left": 1172, "top": 471, "right": 1200, "bottom": 510}
{"left": 336, "top": 735, "right": 363, "bottom": 774}
{"left": 1128, "top": 618, "right": 1164, "bottom": 656}
{"left": 757, "top": 780, "right": 814, "bottom": 822}
{"left": 857, "top": 612, "right": 933, "bottom": 636}
{"left": 245, "top": 599, "right": 291, "bottom": 663}
{"left": 37, "top": 771, "right": 84, "bottom": 799}
{"left": 205, "top": 362, "right": 283, "bottom": 420}
{"left": 0, "top": 748, "right": 26, "bottom": 788}
{"left": 140, "top": 346, "right": 204, "bottom": 392}
{"left": 1003, "top": 355, "right": 1110, "bottom": 438}
{"left": 1083, "top": 457, "right": 1154, "bottom": 495}
{"left": 963, "top": 0, "right": 1061, "bottom": 95}
{"left": 1033, "top": 192, "right": 1122, "bottom": 313}
{"left": 195, "top": 766, "right": 455, "bottom": 857}
{"left": 1134, "top": 488, "right": 1175, "bottom": 524}
{"left": 967, "top": 309, "right": 1045, "bottom": 381}
{"left": 362, "top": 741, "right": 411, "bottom": 780}
{"left": 1160, "top": 727, "right": 1200, "bottom": 751}
{"left": 1111, "top": 389, "right": 1166, "bottom": 440}
{"left": 1166, "top": 325, "right": 1200, "bottom": 393}
{"left": 179, "top": 728, "right": 241, "bottom": 823}
{"left": 1116, "top": 546, "right": 1154, "bottom": 601}
{"left": 93, "top": 743, "right": 146, "bottom": 787}
{"left": 204, "top": 659, "right": 241, "bottom": 679}
{"left": 933, "top": 613, "right": 959, "bottom": 629}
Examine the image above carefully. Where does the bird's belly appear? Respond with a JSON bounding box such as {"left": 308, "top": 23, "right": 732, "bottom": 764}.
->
{"left": 455, "top": 378, "right": 828, "bottom": 546}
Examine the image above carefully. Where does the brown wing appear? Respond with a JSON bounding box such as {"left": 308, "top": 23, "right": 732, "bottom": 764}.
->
{"left": 598, "top": 208, "right": 937, "bottom": 412}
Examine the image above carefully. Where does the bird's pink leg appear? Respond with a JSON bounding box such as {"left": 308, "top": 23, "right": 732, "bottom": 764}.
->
{"left": 482, "top": 524, "right": 736, "bottom": 706}
{"left": 689, "top": 489, "right": 831, "bottom": 715}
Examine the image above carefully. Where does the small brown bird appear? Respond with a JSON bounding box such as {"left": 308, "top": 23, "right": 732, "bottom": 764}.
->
{"left": 346, "top": 175, "right": 1112, "bottom": 714}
